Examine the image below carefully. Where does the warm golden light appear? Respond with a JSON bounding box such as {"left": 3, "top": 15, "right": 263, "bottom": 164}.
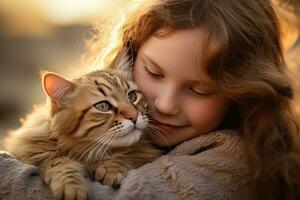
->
{"left": 38, "top": 0, "right": 126, "bottom": 25}
{"left": 0, "top": 0, "right": 128, "bottom": 37}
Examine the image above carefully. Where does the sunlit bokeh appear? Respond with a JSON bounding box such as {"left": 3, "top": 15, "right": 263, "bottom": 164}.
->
{"left": 0, "top": 0, "right": 129, "bottom": 148}
{"left": 0, "top": 0, "right": 128, "bottom": 37}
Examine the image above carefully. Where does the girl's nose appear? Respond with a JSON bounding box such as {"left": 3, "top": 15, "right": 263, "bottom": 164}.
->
{"left": 154, "top": 88, "right": 179, "bottom": 116}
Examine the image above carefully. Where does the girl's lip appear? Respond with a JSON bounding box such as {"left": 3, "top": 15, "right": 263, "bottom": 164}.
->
{"left": 152, "top": 120, "right": 187, "bottom": 134}
{"left": 153, "top": 120, "right": 182, "bottom": 127}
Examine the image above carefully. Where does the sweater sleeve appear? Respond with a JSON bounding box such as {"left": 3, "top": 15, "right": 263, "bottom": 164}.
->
{"left": 0, "top": 152, "right": 116, "bottom": 200}
{"left": 0, "top": 130, "right": 254, "bottom": 200}
{"left": 115, "top": 153, "right": 253, "bottom": 200}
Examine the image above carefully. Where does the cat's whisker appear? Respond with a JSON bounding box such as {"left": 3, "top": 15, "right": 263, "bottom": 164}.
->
{"left": 147, "top": 117, "right": 164, "bottom": 122}
{"left": 80, "top": 142, "right": 97, "bottom": 161}
{"left": 100, "top": 136, "right": 116, "bottom": 160}
{"left": 147, "top": 107, "right": 155, "bottom": 112}
{"left": 98, "top": 135, "right": 113, "bottom": 160}
{"left": 146, "top": 125, "right": 171, "bottom": 149}
{"left": 106, "top": 125, "right": 123, "bottom": 133}
{"left": 147, "top": 120, "right": 175, "bottom": 136}
{"left": 150, "top": 131, "right": 171, "bottom": 150}
{"left": 84, "top": 142, "right": 101, "bottom": 162}
{"left": 147, "top": 124, "right": 169, "bottom": 136}
{"left": 99, "top": 133, "right": 118, "bottom": 160}
{"left": 81, "top": 134, "right": 106, "bottom": 153}
{"left": 80, "top": 134, "right": 110, "bottom": 160}
{"left": 90, "top": 137, "right": 114, "bottom": 161}
{"left": 82, "top": 133, "right": 112, "bottom": 162}
{"left": 147, "top": 118, "right": 159, "bottom": 123}
{"left": 95, "top": 134, "right": 114, "bottom": 161}
{"left": 95, "top": 130, "right": 120, "bottom": 160}
{"left": 144, "top": 113, "right": 154, "bottom": 118}
{"left": 147, "top": 127, "right": 169, "bottom": 144}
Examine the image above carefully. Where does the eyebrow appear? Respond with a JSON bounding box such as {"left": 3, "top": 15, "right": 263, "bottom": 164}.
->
{"left": 141, "top": 53, "right": 163, "bottom": 71}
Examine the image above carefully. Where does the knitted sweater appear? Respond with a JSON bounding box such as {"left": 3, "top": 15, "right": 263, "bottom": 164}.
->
{"left": 0, "top": 130, "right": 255, "bottom": 200}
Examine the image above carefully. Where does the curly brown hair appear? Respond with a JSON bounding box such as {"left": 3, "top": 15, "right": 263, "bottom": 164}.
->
{"left": 85, "top": 0, "right": 300, "bottom": 199}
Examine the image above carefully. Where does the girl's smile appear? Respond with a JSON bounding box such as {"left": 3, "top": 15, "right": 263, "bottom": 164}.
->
{"left": 152, "top": 119, "right": 189, "bottom": 134}
{"left": 133, "top": 28, "right": 232, "bottom": 147}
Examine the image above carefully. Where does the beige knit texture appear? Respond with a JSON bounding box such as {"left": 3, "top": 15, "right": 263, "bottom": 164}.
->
{"left": 0, "top": 129, "right": 255, "bottom": 200}
{"left": 116, "top": 129, "right": 255, "bottom": 200}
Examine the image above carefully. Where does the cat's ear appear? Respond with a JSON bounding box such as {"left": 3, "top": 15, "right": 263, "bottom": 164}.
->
{"left": 41, "top": 71, "right": 75, "bottom": 102}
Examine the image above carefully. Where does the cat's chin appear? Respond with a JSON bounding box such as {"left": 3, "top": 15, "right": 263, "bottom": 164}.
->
{"left": 110, "top": 129, "right": 143, "bottom": 148}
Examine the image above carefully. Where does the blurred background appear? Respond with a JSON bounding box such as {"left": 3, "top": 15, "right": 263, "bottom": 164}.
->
{"left": 0, "top": 0, "right": 299, "bottom": 149}
{"left": 0, "top": 0, "right": 129, "bottom": 148}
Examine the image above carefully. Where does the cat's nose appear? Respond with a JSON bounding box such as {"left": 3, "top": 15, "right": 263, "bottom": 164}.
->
{"left": 119, "top": 103, "right": 138, "bottom": 123}
{"left": 127, "top": 112, "right": 138, "bottom": 123}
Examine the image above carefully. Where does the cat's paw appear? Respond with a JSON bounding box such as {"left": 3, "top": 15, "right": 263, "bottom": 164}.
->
{"left": 50, "top": 179, "right": 89, "bottom": 200}
{"left": 95, "top": 164, "right": 126, "bottom": 188}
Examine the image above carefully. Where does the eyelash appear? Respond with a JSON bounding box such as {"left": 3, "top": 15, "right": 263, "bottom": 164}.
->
{"left": 144, "top": 66, "right": 163, "bottom": 78}
{"left": 188, "top": 88, "right": 213, "bottom": 96}
{"left": 144, "top": 65, "right": 212, "bottom": 97}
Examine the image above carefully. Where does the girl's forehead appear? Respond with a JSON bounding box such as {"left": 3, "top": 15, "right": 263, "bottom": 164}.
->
{"left": 139, "top": 28, "right": 214, "bottom": 86}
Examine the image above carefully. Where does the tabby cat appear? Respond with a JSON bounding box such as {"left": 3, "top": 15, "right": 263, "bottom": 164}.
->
{"left": 4, "top": 66, "right": 162, "bottom": 200}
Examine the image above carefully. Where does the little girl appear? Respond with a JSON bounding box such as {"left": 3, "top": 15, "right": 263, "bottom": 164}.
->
{"left": 1, "top": 0, "right": 300, "bottom": 199}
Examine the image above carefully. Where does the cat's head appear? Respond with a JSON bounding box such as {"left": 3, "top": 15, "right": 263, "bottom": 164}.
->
{"left": 42, "top": 68, "right": 149, "bottom": 148}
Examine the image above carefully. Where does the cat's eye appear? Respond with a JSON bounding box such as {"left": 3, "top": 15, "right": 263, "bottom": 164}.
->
{"left": 127, "top": 90, "right": 142, "bottom": 104}
{"left": 127, "top": 91, "right": 137, "bottom": 103}
{"left": 94, "top": 101, "right": 112, "bottom": 112}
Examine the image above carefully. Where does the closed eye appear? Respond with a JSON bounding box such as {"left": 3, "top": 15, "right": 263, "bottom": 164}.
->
{"left": 188, "top": 88, "right": 213, "bottom": 96}
{"left": 144, "top": 66, "right": 164, "bottom": 78}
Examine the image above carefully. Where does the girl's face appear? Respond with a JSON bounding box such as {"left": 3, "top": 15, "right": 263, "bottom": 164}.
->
{"left": 133, "top": 29, "right": 232, "bottom": 147}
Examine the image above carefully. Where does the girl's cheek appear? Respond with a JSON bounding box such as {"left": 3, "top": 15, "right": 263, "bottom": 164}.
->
{"left": 184, "top": 98, "right": 230, "bottom": 127}
{"left": 138, "top": 80, "right": 155, "bottom": 100}
{"left": 185, "top": 103, "right": 209, "bottom": 125}
{"left": 133, "top": 67, "right": 156, "bottom": 102}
